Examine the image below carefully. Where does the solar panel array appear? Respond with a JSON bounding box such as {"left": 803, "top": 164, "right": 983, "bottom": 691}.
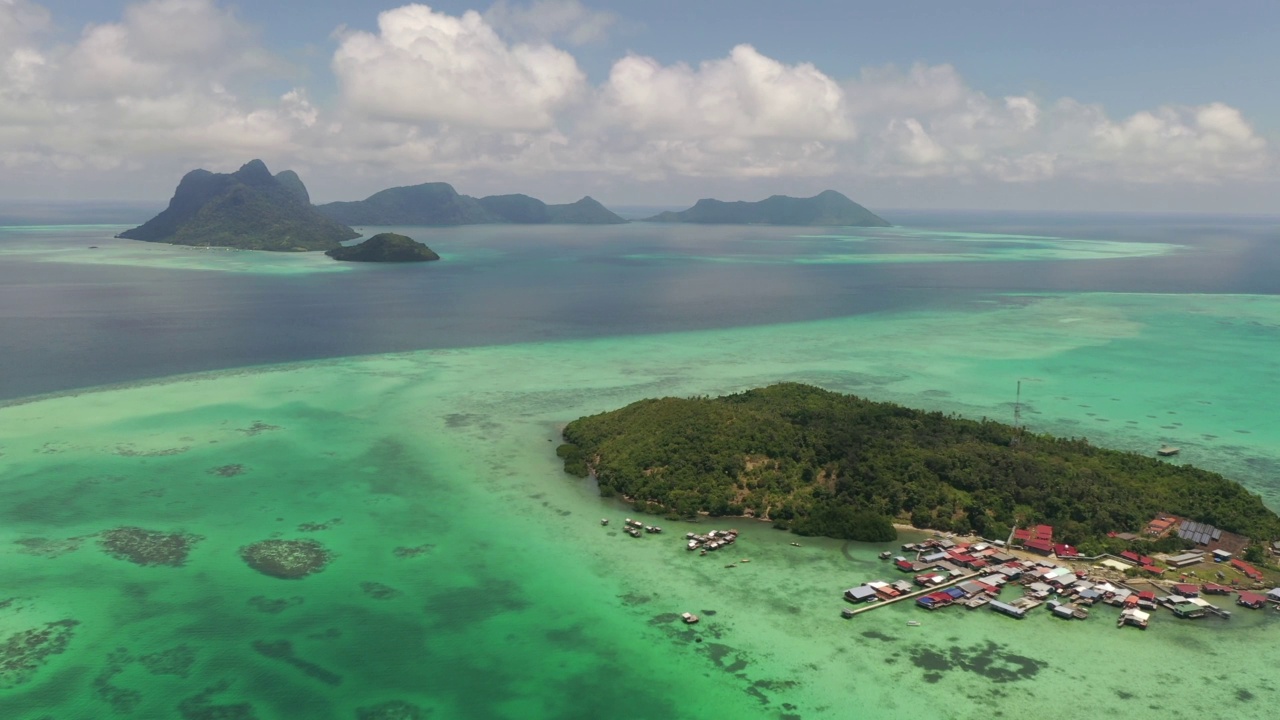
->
{"left": 1177, "top": 520, "right": 1220, "bottom": 546}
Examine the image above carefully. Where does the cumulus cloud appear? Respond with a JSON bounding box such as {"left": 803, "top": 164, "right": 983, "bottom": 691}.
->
{"left": 0, "top": 0, "right": 306, "bottom": 179}
{"left": 332, "top": 4, "right": 585, "bottom": 130}
{"left": 600, "top": 45, "right": 852, "bottom": 142}
{"left": 484, "top": 0, "right": 616, "bottom": 46}
{"left": 0, "top": 0, "right": 1272, "bottom": 203}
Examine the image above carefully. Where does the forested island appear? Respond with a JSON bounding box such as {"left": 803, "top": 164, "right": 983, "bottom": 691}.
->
{"left": 317, "top": 183, "right": 626, "bottom": 225}
{"left": 118, "top": 160, "right": 359, "bottom": 251}
{"left": 325, "top": 232, "right": 440, "bottom": 262}
{"left": 643, "top": 190, "right": 890, "bottom": 226}
{"left": 558, "top": 384, "right": 1280, "bottom": 548}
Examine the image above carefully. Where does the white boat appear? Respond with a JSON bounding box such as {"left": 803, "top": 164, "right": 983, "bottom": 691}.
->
{"left": 906, "top": 620, "right": 921, "bottom": 626}
{"left": 681, "top": 612, "right": 699, "bottom": 624}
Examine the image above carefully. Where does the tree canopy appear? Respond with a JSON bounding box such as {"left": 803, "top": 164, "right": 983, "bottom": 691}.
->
{"left": 559, "top": 383, "right": 1280, "bottom": 545}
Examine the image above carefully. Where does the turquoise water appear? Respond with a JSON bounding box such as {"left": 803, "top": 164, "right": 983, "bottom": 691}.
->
{"left": 3, "top": 221, "right": 1280, "bottom": 718}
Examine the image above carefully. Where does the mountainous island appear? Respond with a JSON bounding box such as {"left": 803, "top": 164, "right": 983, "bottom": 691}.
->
{"left": 558, "top": 384, "right": 1280, "bottom": 549}
{"left": 643, "top": 190, "right": 890, "bottom": 226}
{"left": 117, "top": 160, "right": 359, "bottom": 252}
{"left": 317, "top": 183, "right": 626, "bottom": 226}
{"left": 325, "top": 232, "right": 440, "bottom": 263}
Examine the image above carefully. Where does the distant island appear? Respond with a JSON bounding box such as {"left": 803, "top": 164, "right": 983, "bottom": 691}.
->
{"left": 117, "top": 160, "right": 359, "bottom": 252}
{"left": 317, "top": 184, "right": 626, "bottom": 226}
{"left": 558, "top": 383, "right": 1280, "bottom": 550}
{"left": 325, "top": 232, "right": 440, "bottom": 263}
{"left": 643, "top": 190, "right": 890, "bottom": 226}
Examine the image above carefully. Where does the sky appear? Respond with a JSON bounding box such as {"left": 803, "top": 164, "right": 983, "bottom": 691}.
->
{"left": 2, "top": 0, "right": 1279, "bottom": 212}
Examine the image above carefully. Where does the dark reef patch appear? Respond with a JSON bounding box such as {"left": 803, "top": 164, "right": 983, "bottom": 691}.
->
{"left": 250, "top": 639, "right": 342, "bottom": 686}
{"left": 1237, "top": 688, "right": 1255, "bottom": 702}
{"left": 909, "top": 641, "right": 1046, "bottom": 683}
{"left": 247, "top": 595, "right": 304, "bottom": 614}
{"left": 238, "top": 421, "right": 281, "bottom": 436}
{"left": 618, "top": 592, "right": 653, "bottom": 606}
{"left": 860, "top": 630, "right": 895, "bottom": 643}
{"left": 208, "top": 464, "right": 246, "bottom": 477}
{"left": 93, "top": 648, "right": 141, "bottom": 713}
{"left": 140, "top": 644, "right": 197, "bottom": 678}
{"left": 394, "top": 544, "right": 435, "bottom": 559}
{"left": 15, "top": 535, "right": 89, "bottom": 558}
{"left": 178, "top": 680, "right": 258, "bottom": 720}
{"left": 239, "top": 539, "right": 333, "bottom": 579}
{"left": 298, "top": 518, "right": 342, "bottom": 532}
{"left": 0, "top": 619, "right": 79, "bottom": 688}
{"left": 361, "top": 582, "right": 403, "bottom": 600}
{"left": 99, "top": 526, "right": 204, "bottom": 567}
{"left": 356, "top": 699, "right": 429, "bottom": 719}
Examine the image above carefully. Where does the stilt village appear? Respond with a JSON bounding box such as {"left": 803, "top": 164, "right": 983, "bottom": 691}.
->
{"left": 840, "top": 517, "right": 1280, "bottom": 629}
{"left": 602, "top": 512, "right": 1280, "bottom": 631}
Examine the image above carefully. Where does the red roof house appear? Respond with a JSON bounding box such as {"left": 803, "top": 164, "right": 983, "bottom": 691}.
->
{"left": 1035, "top": 525, "right": 1054, "bottom": 540}
{"left": 1025, "top": 538, "right": 1054, "bottom": 555}
{"left": 1172, "top": 584, "right": 1199, "bottom": 597}
{"left": 1141, "top": 564, "right": 1164, "bottom": 575}
{"left": 1053, "top": 544, "right": 1079, "bottom": 558}
{"left": 1238, "top": 592, "right": 1268, "bottom": 609}
{"left": 1230, "top": 559, "right": 1263, "bottom": 580}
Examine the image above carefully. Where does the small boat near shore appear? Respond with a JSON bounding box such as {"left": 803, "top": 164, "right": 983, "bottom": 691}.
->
{"left": 681, "top": 612, "right": 699, "bottom": 624}
{"left": 906, "top": 620, "right": 921, "bottom": 627}
{"left": 879, "top": 551, "right": 892, "bottom": 560}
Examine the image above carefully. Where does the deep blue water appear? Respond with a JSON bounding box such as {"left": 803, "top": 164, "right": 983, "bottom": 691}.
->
{"left": 2, "top": 214, "right": 1278, "bottom": 401}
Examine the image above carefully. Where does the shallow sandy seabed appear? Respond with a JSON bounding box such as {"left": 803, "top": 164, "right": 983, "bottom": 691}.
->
{"left": 1, "top": 291, "right": 1279, "bottom": 719}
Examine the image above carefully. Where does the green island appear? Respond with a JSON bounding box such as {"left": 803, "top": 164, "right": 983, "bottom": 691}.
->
{"left": 325, "top": 232, "right": 440, "bottom": 263}
{"left": 642, "top": 190, "right": 890, "bottom": 226}
{"left": 558, "top": 383, "right": 1280, "bottom": 553}
{"left": 118, "top": 160, "right": 359, "bottom": 252}
{"left": 317, "top": 183, "right": 626, "bottom": 226}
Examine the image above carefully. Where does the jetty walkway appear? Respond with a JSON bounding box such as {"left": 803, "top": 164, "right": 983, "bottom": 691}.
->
{"left": 843, "top": 570, "right": 983, "bottom": 617}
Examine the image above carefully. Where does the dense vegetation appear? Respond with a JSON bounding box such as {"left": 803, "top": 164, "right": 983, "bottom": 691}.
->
{"left": 118, "top": 160, "right": 359, "bottom": 252}
{"left": 318, "top": 183, "right": 625, "bottom": 225}
{"left": 559, "top": 384, "right": 1280, "bottom": 545}
{"left": 643, "top": 190, "right": 890, "bottom": 226}
{"left": 325, "top": 233, "right": 440, "bottom": 262}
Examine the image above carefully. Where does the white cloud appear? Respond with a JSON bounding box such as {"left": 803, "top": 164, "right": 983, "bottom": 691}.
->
{"left": 484, "top": 0, "right": 616, "bottom": 46}
{"left": 332, "top": 4, "right": 585, "bottom": 130}
{"left": 0, "top": 1, "right": 1272, "bottom": 206}
{"left": 600, "top": 45, "right": 853, "bottom": 142}
{"left": 0, "top": 0, "right": 304, "bottom": 178}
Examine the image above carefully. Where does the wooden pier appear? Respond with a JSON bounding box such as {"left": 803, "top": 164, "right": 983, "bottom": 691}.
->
{"left": 842, "top": 570, "right": 983, "bottom": 618}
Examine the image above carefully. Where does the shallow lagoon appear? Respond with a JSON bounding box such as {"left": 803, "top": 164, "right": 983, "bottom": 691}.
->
{"left": 2, "top": 218, "right": 1280, "bottom": 718}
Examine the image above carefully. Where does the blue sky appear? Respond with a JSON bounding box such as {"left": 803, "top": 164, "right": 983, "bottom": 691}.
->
{"left": 4, "top": 0, "right": 1278, "bottom": 211}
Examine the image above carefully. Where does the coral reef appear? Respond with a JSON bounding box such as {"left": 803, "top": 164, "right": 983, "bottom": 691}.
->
{"left": 99, "top": 527, "right": 204, "bottom": 567}
{"left": 0, "top": 619, "right": 79, "bottom": 688}
{"left": 239, "top": 539, "right": 333, "bottom": 579}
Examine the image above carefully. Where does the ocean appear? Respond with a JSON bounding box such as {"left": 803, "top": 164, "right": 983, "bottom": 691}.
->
{"left": 1, "top": 213, "right": 1278, "bottom": 719}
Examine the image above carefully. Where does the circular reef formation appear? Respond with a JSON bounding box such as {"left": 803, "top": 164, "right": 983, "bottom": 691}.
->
{"left": 99, "top": 527, "right": 204, "bottom": 567}
{"left": 239, "top": 539, "right": 334, "bottom": 579}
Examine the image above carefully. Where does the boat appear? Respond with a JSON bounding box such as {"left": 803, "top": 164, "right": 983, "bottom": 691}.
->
{"left": 906, "top": 620, "right": 921, "bottom": 626}
{"left": 790, "top": 542, "right": 801, "bottom": 547}
{"left": 1157, "top": 445, "right": 1180, "bottom": 457}
{"left": 600, "top": 518, "right": 609, "bottom": 526}
{"left": 879, "top": 551, "right": 893, "bottom": 560}
{"left": 841, "top": 608, "right": 856, "bottom": 619}
{"left": 681, "top": 612, "right": 699, "bottom": 624}
{"left": 965, "top": 595, "right": 990, "bottom": 610}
